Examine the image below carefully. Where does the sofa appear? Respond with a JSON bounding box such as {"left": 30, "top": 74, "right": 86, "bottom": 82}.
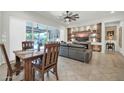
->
{"left": 59, "top": 42, "right": 92, "bottom": 63}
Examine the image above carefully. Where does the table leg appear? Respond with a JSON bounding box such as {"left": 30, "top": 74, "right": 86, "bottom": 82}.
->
{"left": 15, "top": 56, "right": 21, "bottom": 75}
{"left": 24, "top": 60, "right": 33, "bottom": 81}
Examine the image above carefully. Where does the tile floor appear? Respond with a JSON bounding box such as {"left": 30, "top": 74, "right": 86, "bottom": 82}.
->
{"left": 0, "top": 52, "right": 124, "bottom": 81}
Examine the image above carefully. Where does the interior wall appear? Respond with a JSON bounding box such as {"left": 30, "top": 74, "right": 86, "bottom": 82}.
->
{"left": 1, "top": 12, "right": 10, "bottom": 63}
{"left": 60, "top": 28, "right": 67, "bottom": 42}
{"left": 9, "top": 17, "right": 26, "bottom": 61}
{"left": 119, "top": 21, "right": 124, "bottom": 56}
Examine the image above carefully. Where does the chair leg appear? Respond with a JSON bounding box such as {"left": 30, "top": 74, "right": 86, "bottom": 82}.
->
{"left": 9, "top": 73, "right": 13, "bottom": 81}
{"left": 41, "top": 72, "right": 44, "bottom": 81}
{"left": 47, "top": 71, "right": 49, "bottom": 77}
{"left": 5, "top": 69, "right": 9, "bottom": 81}
{"left": 32, "top": 68, "right": 35, "bottom": 81}
{"left": 9, "top": 76, "right": 12, "bottom": 81}
{"left": 5, "top": 77, "right": 8, "bottom": 81}
{"left": 54, "top": 67, "right": 59, "bottom": 80}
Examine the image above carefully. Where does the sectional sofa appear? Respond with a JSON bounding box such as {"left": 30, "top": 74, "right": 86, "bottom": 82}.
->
{"left": 59, "top": 42, "right": 92, "bottom": 63}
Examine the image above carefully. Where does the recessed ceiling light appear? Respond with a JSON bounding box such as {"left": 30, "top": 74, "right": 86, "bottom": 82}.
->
{"left": 110, "top": 11, "right": 115, "bottom": 14}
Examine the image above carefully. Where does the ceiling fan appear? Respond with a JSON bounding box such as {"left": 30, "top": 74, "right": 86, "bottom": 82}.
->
{"left": 63, "top": 11, "right": 79, "bottom": 22}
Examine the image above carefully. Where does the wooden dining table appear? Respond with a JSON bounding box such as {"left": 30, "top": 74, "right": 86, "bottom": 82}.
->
{"left": 13, "top": 49, "right": 44, "bottom": 81}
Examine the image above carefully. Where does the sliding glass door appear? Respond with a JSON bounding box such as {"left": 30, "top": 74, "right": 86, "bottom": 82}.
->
{"left": 26, "top": 21, "right": 60, "bottom": 49}
{"left": 33, "top": 23, "right": 47, "bottom": 49}
{"left": 26, "top": 22, "right": 48, "bottom": 49}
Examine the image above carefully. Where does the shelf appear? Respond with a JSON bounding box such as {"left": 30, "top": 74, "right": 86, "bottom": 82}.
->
{"left": 91, "top": 45, "right": 102, "bottom": 52}
{"left": 67, "top": 23, "right": 102, "bottom": 43}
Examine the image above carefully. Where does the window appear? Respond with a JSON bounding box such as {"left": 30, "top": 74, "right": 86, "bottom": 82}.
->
{"left": 26, "top": 21, "right": 60, "bottom": 49}
{"left": 48, "top": 26, "right": 60, "bottom": 41}
{"left": 26, "top": 22, "right": 33, "bottom": 41}
{"left": 33, "top": 23, "right": 47, "bottom": 48}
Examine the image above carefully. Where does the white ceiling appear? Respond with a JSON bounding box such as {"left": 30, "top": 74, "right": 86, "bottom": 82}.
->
{"left": 37, "top": 11, "right": 124, "bottom": 27}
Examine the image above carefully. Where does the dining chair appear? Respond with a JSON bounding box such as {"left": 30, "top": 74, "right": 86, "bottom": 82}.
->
{"left": 32, "top": 42, "right": 60, "bottom": 81}
{"left": 22, "top": 41, "right": 34, "bottom": 50}
{"left": 0, "top": 44, "right": 23, "bottom": 81}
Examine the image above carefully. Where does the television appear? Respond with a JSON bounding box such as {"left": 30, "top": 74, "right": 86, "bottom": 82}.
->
{"left": 75, "top": 37, "right": 89, "bottom": 42}
{"left": 74, "top": 32, "right": 90, "bottom": 42}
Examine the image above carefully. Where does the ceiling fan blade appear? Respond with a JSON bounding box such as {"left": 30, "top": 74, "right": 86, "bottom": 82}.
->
{"left": 70, "top": 16, "right": 76, "bottom": 20}
{"left": 75, "top": 16, "right": 79, "bottom": 18}
{"left": 71, "top": 15, "right": 79, "bottom": 19}
{"left": 71, "top": 18, "right": 76, "bottom": 21}
{"left": 70, "top": 15, "right": 75, "bottom": 18}
{"left": 71, "top": 16, "right": 79, "bottom": 21}
{"left": 68, "top": 12, "right": 73, "bottom": 16}
{"left": 73, "top": 14, "right": 79, "bottom": 16}
{"left": 71, "top": 14, "right": 79, "bottom": 18}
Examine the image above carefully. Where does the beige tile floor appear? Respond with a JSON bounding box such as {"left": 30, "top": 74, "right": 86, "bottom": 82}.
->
{"left": 0, "top": 52, "right": 124, "bottom": 81}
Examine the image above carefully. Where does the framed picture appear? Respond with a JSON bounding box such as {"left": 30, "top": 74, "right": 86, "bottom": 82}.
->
{"left": 119, "top": 27, "right": 122, "bottom": 48}
{"left": 107, "top": 31, "right": 114, "bottom": 37}
{"left": 105, "top": 26, "right": 116, "bottom": 40}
